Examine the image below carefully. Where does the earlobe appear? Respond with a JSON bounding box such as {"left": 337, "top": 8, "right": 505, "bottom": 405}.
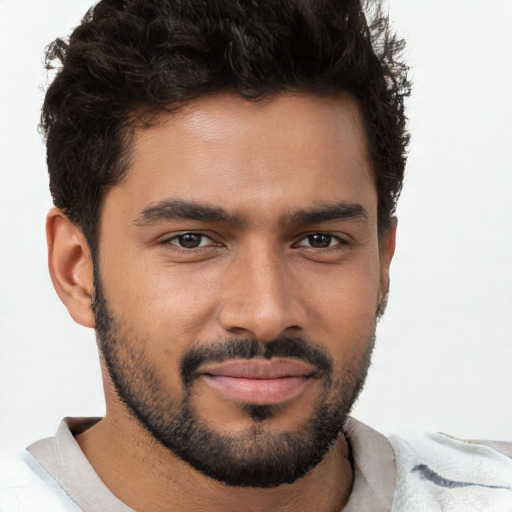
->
{"left": 377, "top": 217, "right": 397, "bottom": 316}
{"left": 46, "top": 208, "right": 96, "bottom": 328}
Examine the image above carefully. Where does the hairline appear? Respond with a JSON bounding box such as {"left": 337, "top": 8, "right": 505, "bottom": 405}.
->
{"left": 87, "top": 87, "right": 389, "bottom": 256}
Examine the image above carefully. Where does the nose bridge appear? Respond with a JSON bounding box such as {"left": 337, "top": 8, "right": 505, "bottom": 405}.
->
{"left": 218, "top": 238, "right": 303, "bottom": 340}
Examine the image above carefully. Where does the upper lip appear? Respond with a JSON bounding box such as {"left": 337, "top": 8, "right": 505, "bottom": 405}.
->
{"left": 199, "top": 358, "right": 317, "bottom": 379}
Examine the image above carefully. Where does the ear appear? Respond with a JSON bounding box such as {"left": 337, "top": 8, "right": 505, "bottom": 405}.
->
{"left": 377, "top": 216, "right": 397, "bottom": 316}
{"left": 46, "top": 208, "right": 96, "bottom": 328}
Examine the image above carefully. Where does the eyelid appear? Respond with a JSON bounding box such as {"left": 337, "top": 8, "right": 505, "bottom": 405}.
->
{"left": 160, "top": 231, "right": 218, "bottom": 248}
{"left": 157, "top": 230, "right": 350, "bottom": 250}
{"left": 294, "top": 232, "right": 350, "bottom": 248}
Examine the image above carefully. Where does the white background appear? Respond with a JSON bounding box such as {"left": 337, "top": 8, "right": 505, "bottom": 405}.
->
{"left": 0, "top": 0, "right": 511, "bottom": 453}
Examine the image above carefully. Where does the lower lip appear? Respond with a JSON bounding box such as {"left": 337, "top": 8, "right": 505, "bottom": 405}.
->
{"left": 202, "top": 375, "right": 310, "bottom": 405}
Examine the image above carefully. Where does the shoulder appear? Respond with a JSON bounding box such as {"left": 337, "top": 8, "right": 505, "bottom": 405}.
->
{"left": 388, "top": 431, "right": 512, "bottom": 511}
{"left": 0, "top": 448, "right": 81, "bottom": 511}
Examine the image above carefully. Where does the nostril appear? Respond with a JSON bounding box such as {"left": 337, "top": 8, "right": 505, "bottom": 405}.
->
{"left": 226, "top": 326, "right": 253, "bottom": 337}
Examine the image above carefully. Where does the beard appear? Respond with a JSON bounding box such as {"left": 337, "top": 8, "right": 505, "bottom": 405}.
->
{"left": 92, "top": 275, "right": 376, "bottom": 488}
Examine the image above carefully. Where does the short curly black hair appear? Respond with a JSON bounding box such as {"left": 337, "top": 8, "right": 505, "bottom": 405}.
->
{"left": 41, "top": 0, "right": 410, "bottom": 251}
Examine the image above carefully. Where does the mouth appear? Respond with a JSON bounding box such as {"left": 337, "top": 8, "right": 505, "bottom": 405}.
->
{"left": 199, "top": 358, "right": 317, "bottom": 405}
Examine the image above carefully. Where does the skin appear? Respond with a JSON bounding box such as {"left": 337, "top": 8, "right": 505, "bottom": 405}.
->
{"left": 47, "top": 91, "right": 396, "bottom": 512}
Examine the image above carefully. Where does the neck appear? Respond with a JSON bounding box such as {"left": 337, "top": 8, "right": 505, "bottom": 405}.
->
{"left": 77, "top": 406, "right": 353, "bottom": 512}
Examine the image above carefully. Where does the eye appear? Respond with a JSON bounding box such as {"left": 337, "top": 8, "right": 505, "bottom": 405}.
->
{"left": 167, "top": 233, "right": 213, "bottom": 249}
{"left": 296, "top": 233, "right": 344, "bottom": 249}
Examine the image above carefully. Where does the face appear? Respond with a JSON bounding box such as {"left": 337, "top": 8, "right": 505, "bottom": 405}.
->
{"left": 92, "top": 92, "right": 394, "bottom": 487}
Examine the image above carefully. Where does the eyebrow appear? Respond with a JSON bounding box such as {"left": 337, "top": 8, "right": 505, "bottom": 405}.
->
{"left": 134, "top": 199, "right": 244, "bottom": 226}
{"left": 134, "top": 198, "right": 368, "bottom": 227}
{"left": 286, "top": 202, "right": 368, "bottom": 226}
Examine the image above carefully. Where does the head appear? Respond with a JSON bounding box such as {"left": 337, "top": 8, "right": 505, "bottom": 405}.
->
{"left": 44, "top": 0, "right": 409, "bottom": 489}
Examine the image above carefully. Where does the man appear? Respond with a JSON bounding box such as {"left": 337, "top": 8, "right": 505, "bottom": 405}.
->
{"left": 1, "top": 0, "right": 511, "bottom": 510}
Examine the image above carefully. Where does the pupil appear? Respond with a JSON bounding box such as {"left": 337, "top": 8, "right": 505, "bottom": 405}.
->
{"left": 180, "top": 234, "right": 201, "bottom": 248}
{"left": 309, "top": 234, "right": 331, "bottom": 248}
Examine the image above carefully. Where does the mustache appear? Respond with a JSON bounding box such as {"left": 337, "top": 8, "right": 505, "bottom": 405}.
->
{"left": 179, "top": 337, "right": 333, "bottom": 388}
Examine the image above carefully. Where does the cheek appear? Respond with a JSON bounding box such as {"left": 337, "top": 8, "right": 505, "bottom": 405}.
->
{"left": 296, "top": 255, "right": 381, "bottom": 351}
{"left": 100, "top": 252, "right": 222, "bottom": 345}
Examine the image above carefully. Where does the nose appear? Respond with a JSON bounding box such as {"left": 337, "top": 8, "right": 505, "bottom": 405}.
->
{"left": 217, "top": 243, "right": 306, "bottom": 341}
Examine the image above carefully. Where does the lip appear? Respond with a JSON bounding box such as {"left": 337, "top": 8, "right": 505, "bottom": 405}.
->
{"left": 199, "top": 358, "right": 316, "bottom": 405}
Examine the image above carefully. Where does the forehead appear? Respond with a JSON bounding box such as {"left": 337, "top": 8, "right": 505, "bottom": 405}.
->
{"left": 108, "top": 92, "right": 376, "bottom": 224}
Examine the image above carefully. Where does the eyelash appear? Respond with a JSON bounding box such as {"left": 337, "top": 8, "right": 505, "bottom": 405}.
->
{"left": 295, "top": 233, "right": 349, "bottom": 250}
{"left": 160, "top": 232, "right": 349, "bottom": 251}
{"left": 160, "top": 232, "right": 217, "bottom": 250}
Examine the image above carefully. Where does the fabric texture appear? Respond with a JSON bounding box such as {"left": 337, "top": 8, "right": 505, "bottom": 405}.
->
{"left": 0, "top": 417, "right": 511, "bottom": 511}
{"left": 0, "top": 449, "right": 81, "bottom": 511}
{"left": 388, "top": 432, "right": 512, "bottom": 512}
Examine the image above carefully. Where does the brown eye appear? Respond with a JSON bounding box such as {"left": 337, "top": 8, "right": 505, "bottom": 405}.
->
{"left": 307, "top": 233, "right": 333, "bottom": 248}
{"left": 172, "top": 233, "right": 208, "bottom": 249}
